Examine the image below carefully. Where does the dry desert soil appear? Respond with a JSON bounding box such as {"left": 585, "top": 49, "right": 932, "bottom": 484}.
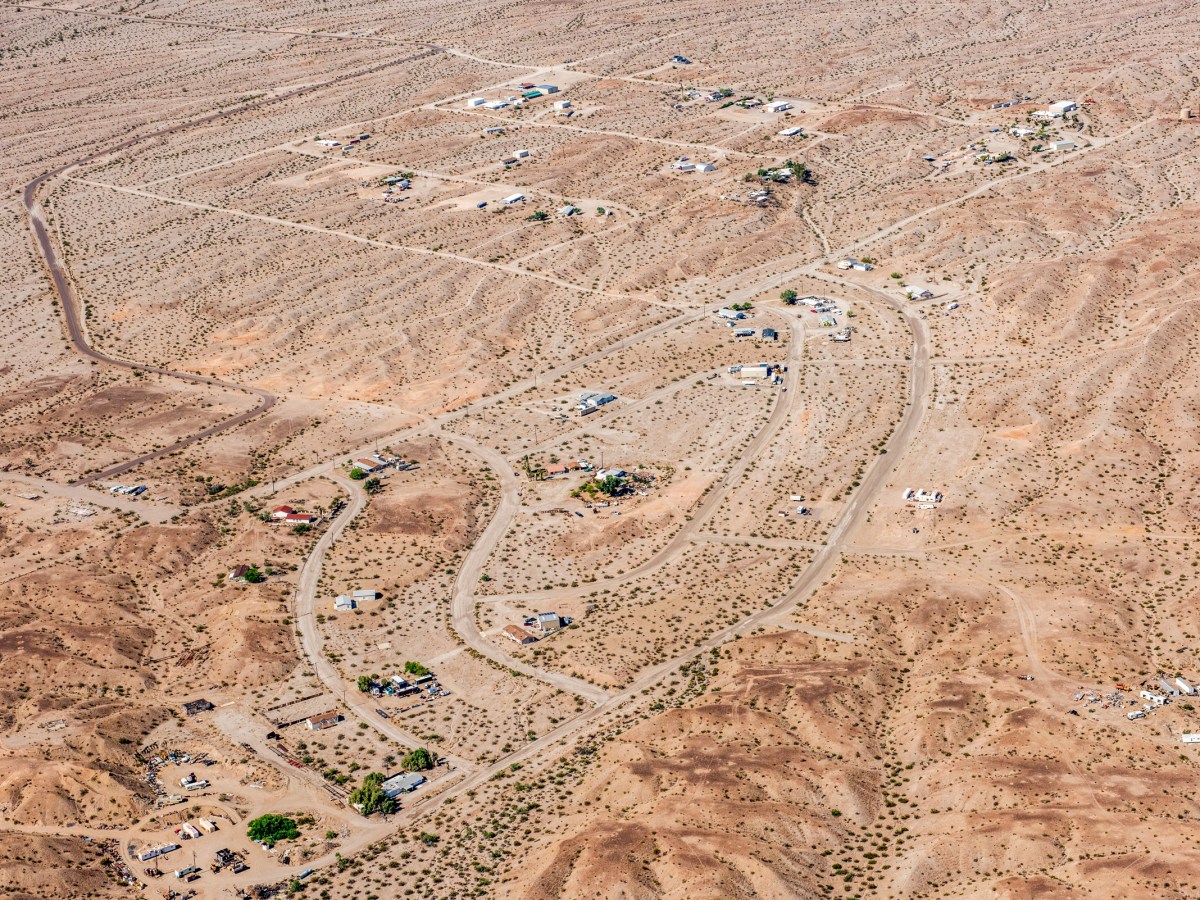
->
{"left": 3, "top": 0, "right": 1200, "bottom": 898}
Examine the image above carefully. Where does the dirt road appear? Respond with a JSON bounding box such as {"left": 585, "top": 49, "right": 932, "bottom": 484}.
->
{"left": 291, "top": 472, "right": 474, "bottom": 771}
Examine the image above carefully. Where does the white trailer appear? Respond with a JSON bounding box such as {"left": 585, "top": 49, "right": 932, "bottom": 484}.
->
{"left": 1177, "top": 677, "right": 1196, "bottom": 695}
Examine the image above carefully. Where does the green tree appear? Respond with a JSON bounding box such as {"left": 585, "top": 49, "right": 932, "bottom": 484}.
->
{"left": 349, "top": 467, "right": 367, "bottom": 480}
{"left": 402, "top": 747, "right": 436, "bottom": 771}
{"left": 403, "top": 661, "right": 429, "bottom": 677}
{"left": 597, "top": 474, "right": 623, "bottom": 496}
{"left": 364, "top": 477, "right": 383, "bottom": 494}
{"left": 292, "top": 523, "right": 311, "bottom": 535}
{"left": 357, "top": 675, "right": 372, "bottom": 693}
{"left": 780, "top": 289, "right": 798, "bottom": 305}
{"left": 243, "top": 565, "right": 265, "bottom": 584}
{"left": 526, "top": 210, "right": 549, "bottom": 221}
{"left": 348, "top": 772, "right": 397, "bottom": 815}
{"left": 247, "top": 814, "right": 299, "bottom": 846}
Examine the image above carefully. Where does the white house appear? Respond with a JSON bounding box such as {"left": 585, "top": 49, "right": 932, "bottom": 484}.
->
{"left": 779, "top": 126, "right": 804, "bottom": 137}
{"left": 502, "top": 193, "right": 526, "bottom": 205}
{"left": 766, "top": 101, "right": 793, "bottom": 113}
{"left": 553, "top": 99, "right": 572, "bottom": 110}
{"left": 514, "top": 148, "right": 530, "bottom": 158}
{"left": 335, "top": 595, "right": 355, "bottom": 611}
{"left": 905, "top": 285, "right": 934, "bottom": 299}
{"left": 466, "top": 97, "right": 486, "bottom": 107}
{"left": 1049, "top": 99, "right": 1077, "bottom": 116}
{"left": 1050, "top": 139, "right": 1077, "bottom": 152}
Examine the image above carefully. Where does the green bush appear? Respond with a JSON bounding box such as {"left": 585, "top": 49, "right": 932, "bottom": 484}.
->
{"left": 402, "top": 747, "right": 436, "bottom": 771}
{"left": 247, "top": 814, "right": 299, "bottom": 846}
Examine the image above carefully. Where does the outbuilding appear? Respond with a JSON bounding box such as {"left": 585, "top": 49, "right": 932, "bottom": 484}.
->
{"left": 503, "top": 624, "right": 538, "bottom": 644}
{"left": 766, "top": 101, "right": 793, "bottom": 113}
{"left": 306, "top": 711, "right": 342, "bottom": 730}
{"left": 503, "top": 193, "right": 526, "bottom": 205}
{"left": 381, "top": 772, "right": 427, "bottom": 797}
{"left": 183, "top": 699, "right": 214, "bottom": 717}
{"left": 466, "top": 97, "right": 486, "bottom": 107}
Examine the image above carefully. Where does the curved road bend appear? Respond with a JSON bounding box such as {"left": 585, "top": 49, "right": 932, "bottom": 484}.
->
{"left": 380, "top": 276, "right": 934, "bottom": 827}
{"left": 475, "top": 306, "right": 806, "bottom": 610}
{"left": 292, "top": 471, "right": 473, "bottom": 772}
{"left": 23, "top": 47, "right": 441, "bottom": 486}
{"left": 438, "top": 309, "right": 803, "bottom": 701}
{"left": 441, "top": 431, "right": 612, "bottom": 705}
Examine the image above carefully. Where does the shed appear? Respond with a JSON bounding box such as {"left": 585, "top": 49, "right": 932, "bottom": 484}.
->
{"left": 503, "top": 624, "right": 538, "bottom": 644}
{"left": 537, "top": 612, "right": 564, "bottom": 633}
{"left": 558, "top": 205, "right": 579, "bottom": 216}
{"left": 536, "top": 84, "right": 560, "bottom": 93}
{"left": 694, "top": 162, "right": 717, "bottom": 173}
{"left": 306, "top": 711, "right": 342, "bottom": 730}
{"left": 514, "top": 148, "right": 530, "bottom": 158}
{"left": 761, "top": 328, "right": 778, "bottom": 340}
{"left": 381, "top": 772, "right": 427, "bottom": 797}
{"left": 466, "top": 97, "right": 486, "bottom": 107}
{"left": 502, "top": 193, "right": 526, "bottom": 205}
{"left": 778, "top": 126, "right": 804, "bottom": 137}
{"left": 352, "top": 589, "right": 377, "bottom": 602}
{"left": 766, "top": 101, "right": 793, "bottom": 113}
{"left": 183, "top": 699, "right": 214, "bottom": 717}
{"left": 335, "top": 595, "right": 355, "bottom": 611}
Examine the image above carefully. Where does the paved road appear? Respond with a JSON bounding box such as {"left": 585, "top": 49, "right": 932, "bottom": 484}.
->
{"left": 291, "top": 471, "right": 473, "bottom": 771}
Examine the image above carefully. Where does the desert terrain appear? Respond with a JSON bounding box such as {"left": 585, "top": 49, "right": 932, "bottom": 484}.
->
{"left": 3, "top": 0, "right": 1200, "bottom": 897}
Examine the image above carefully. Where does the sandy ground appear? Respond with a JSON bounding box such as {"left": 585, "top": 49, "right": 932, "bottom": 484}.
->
{"left": 4, "top": 0, "right": 1200, "bottom": 897}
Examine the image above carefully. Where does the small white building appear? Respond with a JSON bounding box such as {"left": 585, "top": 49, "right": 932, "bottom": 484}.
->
{"left": 740, "top": 365, "right": 771, "bottom": 380}
{"left": 1050, "top": 139, "right": 1077, "bottom": 152}
{"left": 513, "top": 148, "right": 530, "bottom": 159}
{"left": 558, "top": 205, "right": 579, "bottom": 216}
{"left": 352, "top": 588, "right": 377, "bottom": 602}
{"left": 1049, "top": 99, "right": 1077, "bottom": 116}
{"left": 1177, "top": 677, "right": 1196, "bottom": 695}
{"left": 905, "top": 285, "right": 934, "bottom": 300}
{"left": 1010, "top": 125, "right": 1036, "bottom": 137}
{"left": 466, "top": 97, "right": 486, "bottom": 107}
{"left": 778, "top": 126, "right": 804, "bottom": 137}
{"left": 1140, "top": 690, "right": 1167, "bottom": 706}
{"left": 137, "top": 844, "right": 180, "bottom": 862}
{"left": 717, "top": 307, "right": 745, "bottom": 320}
{"left": 553, "top": 99, "right": 572, "bottom": 110}
{"left": 335, "top": 595, "right": 355, "bottom": 611}
{"left": 502, "top": 193, "right": 526, "bottom": 205}
{"left": 1182, "top": 733, "right": 1200, "bottom": 743}
{"left": 694, "top": 162, "right": 717, "bottom": 173}
{"left": 483, "top": 100, "right": 509, "bottom": 110}
{"left": 766, "top": 101, "right": 793, "bottom": 113}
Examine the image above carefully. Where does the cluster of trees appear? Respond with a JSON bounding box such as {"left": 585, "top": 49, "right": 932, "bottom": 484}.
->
{"left": 571, "top": 474, "right": 623, "bottom": 500}
{"left": 247, "top": 814, "right": 299, "bottom": 846}
{"left": 348, "top": 773, "right": 396, "bottom": 815}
